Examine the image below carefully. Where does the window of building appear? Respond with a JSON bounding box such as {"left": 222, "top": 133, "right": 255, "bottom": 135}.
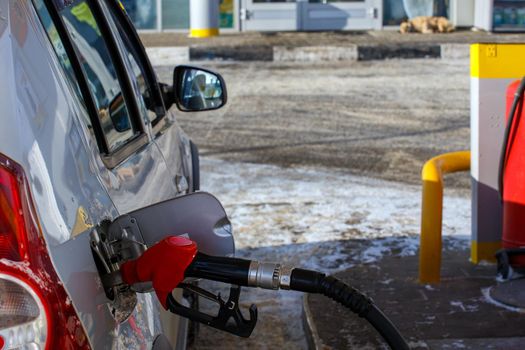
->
{"left": 120, "top": 0, "right": 158, "bottom": 30}
{"left": 162, "top": 0, "right": 188, "bottom": 30}
{"left": 384, "top": 0, "right": 408, "bottom": 26}
{"left": 120, "top": 0, "right": 234, "bottom": 30}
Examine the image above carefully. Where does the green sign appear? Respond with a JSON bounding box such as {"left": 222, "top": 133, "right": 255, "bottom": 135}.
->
{"left": 220, "top": 0, "right": 233, "bottom": 28}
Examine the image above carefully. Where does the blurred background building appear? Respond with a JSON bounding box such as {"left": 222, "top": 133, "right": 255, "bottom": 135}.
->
{"left": 120, "top": 0, "right": 524, "bottom": 32}
{"left": 120, "top": 0, "right": 235, "bottom": 31}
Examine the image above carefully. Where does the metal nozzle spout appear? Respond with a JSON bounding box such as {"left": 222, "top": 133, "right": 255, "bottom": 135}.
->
{"left": 247, "top": 261, "right": 293, "bottom": 290}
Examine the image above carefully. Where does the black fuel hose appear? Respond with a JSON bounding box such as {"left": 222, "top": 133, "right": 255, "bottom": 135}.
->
{"left": 185, "top": 254, "right": 410, "bottom": 350}
{"left": 498, "top": 76, "right": 525, "bottom": 200}
{"left": 290, "top": 268, "right": 409, "bottom": 350}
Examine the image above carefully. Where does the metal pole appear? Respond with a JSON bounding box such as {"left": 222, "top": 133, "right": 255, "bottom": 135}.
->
{"left": 190, "top": 0, "right": 220, "bottom": 38}
{"left": 156, "top": 0, "right": 162, "bottom": 31}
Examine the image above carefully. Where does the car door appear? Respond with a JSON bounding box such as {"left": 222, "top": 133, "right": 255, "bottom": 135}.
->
{"left": 31, "top": 0, "right": 181, "bottom": 348}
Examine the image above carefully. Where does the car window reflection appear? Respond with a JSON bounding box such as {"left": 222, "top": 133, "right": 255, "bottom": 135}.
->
{"left": 107, "top": 8, "right": 158, "bottom": 124}
{"left": 56, "top": 0, "right": 137, "bottom": 152}
{"left": 181, "top": 70, "right": 223, "bottom": 110}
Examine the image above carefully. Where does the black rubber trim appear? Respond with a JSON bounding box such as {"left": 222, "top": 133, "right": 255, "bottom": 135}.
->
{"left": 101, "top": 133, "right": 148, "bottom": 169}
{"left": 289, "top": 268, "right": 325, "bottom": 293}
{"left": 190, "top": 140, "right": 200, "bottom": 192}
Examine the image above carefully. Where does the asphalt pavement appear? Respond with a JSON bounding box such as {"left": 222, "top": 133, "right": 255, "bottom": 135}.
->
{"left": 156, "top": 59, "right": 470, "bottom": 192}
{"left": 306, "top": 249, "right": 525, "bottom": 349}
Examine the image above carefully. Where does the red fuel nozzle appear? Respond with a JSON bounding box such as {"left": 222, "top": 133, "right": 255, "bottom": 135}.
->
{"left": 120, "top": 236, "right": 197, "bottom": 308}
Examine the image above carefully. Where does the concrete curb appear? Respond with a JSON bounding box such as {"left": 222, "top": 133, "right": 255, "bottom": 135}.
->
{"left": 440, "top": 43, "right": 471, "bottom": 59}
{"left": 274, "top": 45, "right": 358, "bottom": 62}
{"left": 358, "top": 44, "right": 441, "bottom": 60}
{"left": 302, "top": 294, "right": 324, "bottom": 350}
{"left": 146, "top": 43, "right": 469, "bottom": 65}
{"left": 145, "top": 47, "right": 189, "bottom": 65}
{"left": 190, "top": 45, "right": 273, "bottom": 61}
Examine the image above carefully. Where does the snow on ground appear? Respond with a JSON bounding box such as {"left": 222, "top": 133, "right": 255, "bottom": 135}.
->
{"left": 201, "top": 156, "right": 470, "bottom": 268}
{"left": 191, "top": 157, "right": 471, "bottom": 350}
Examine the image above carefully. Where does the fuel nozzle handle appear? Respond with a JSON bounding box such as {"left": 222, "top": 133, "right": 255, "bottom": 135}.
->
{"left": 120, "top": 236, "right": 197, "bottom": 308}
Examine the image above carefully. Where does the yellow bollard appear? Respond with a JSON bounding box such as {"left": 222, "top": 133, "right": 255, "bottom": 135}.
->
{"left": 419, "top": 151, "right": 470, "bottom": 284}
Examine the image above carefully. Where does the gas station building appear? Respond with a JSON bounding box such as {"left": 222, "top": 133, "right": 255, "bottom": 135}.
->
{"left": 120, "top": 0, "right": 484, "bottom": 33}
{"left": 121, "top": 0, "right": 525, "bottom": 33}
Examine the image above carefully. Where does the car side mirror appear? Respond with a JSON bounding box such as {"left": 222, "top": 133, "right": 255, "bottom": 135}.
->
{"left": 173, "top": 65, "right": 227, "bottom": 112}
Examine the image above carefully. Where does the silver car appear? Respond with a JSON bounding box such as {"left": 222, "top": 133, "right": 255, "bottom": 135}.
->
{"left": 0, "top": 0, "right": 227, "bottom": 348}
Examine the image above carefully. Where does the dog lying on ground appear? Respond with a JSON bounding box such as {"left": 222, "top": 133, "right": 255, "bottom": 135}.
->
{"left": 400, "top": 16, "right": 455, "bottom": 34}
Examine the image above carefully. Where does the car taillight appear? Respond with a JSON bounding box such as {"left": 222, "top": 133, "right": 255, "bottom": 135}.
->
{"left": 0, "top": 154, "right": 90, "bottom": 350}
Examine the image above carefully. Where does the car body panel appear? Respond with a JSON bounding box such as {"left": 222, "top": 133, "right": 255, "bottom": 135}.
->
{"left": 154, "top": 115, "right": 193, "bottom": 194}
{"left": 0, "top": 0, "right": 194, "bottom": 348}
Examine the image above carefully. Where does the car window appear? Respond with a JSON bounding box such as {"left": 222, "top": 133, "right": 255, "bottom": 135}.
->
{"left": 105, "top": 5, "right": 159, "bottom": 125}
{"left": 53, "top": 0, "right": 139, "bottom": 152}
{"left": 32, "top": 0, "right": 91, "bottom": 127}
